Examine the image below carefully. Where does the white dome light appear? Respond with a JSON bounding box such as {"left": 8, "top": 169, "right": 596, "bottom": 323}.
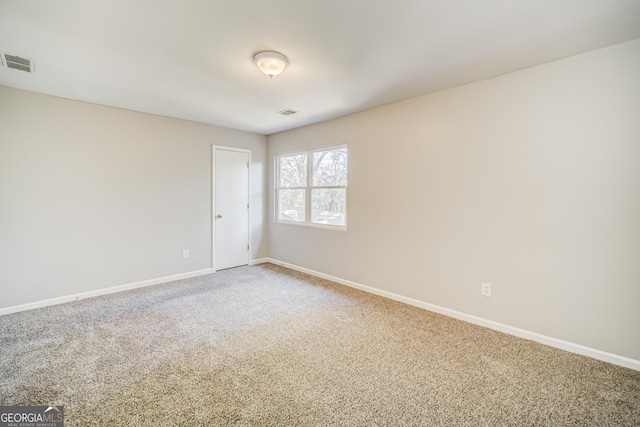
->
{"left": 252, "top": 51, "right": 289, "bottom": 78}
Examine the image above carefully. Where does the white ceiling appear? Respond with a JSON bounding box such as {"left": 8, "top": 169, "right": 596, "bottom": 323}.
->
{"left": 1, "top": 1, "right": 639, "bottom": 135}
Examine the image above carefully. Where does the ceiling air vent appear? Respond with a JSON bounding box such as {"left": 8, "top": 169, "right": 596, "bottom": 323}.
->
{"left": 277, "top": 109, "right": 298, "bottom": 116}
{"left": 1, "top": 52, "right": 34, "bottom": 73}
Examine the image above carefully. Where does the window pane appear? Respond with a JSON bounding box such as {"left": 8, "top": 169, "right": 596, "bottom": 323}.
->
{"left": 311, "top": 188, "right": 346, "bottom": 226}
{"left": 279, "top": 154, "right": 307, "bottom": 188}
{"left": 279, "top": 189, "right": 306, "bottom": 222}
{"left": 312, "top": 148, "right": 347, "bottom": 187}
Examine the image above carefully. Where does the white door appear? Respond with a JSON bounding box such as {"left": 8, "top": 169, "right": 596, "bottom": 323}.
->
{"left": 213, "top": 147, "right": 250, "bottom": 271}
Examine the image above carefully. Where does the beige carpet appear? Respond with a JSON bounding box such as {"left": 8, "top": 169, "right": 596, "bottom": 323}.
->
{"left": 1, "top": 264, "right": 639, "bottom": 426}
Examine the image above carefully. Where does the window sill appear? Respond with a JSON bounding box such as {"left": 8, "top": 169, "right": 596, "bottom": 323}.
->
{"left": 276, "top": 219, "right": 347, "bottom": 232}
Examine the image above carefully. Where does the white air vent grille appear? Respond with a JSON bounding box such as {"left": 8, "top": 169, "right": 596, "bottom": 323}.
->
{"left": 1, "top": 52, "right": 34, "bottom": 73}
{"left": 278, "top": 109, "right": 298, "bottom": 116}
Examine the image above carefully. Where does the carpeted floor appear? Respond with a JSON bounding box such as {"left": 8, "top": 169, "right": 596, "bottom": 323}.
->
{"left": 1, "top": 264, "right": 639, "bottom": 426}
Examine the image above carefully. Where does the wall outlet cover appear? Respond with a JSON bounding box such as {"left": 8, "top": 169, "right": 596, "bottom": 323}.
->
{"left": 482, "top": 282, "right": 492, "bottom": 297}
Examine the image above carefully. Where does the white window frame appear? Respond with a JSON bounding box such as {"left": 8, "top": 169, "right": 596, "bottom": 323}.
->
{"left": 276, "top": 145, "right": 347, "bottom": 231}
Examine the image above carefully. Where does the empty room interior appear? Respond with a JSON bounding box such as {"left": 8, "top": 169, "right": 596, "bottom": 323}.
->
{"left": 1, "top": 1, "right": 640, "bottom": 425}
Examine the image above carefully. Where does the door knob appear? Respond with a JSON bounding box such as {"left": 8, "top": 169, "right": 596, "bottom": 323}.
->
{"left": 216, "top": 214, "right": 222, "bottom": 219}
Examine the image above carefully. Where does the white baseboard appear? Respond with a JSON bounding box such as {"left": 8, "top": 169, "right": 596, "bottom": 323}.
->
{"left": 250, "top": 258, "right": 271, "bottom": 265}
{"left": 0, "top": 268, "right": 214, "bottom": 316}
{"left": 263, "top": 258, "right": 640, "bottom": 372}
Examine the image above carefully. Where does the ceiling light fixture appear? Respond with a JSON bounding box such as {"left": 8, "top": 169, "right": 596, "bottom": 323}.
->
{"left": 252, "top": 51, "right": 289, "bottom": 78}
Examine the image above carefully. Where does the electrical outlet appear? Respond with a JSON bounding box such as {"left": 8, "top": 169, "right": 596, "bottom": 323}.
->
{"left": 182, "top": 249, "right": 189, "bottom": 259}
{"left": 481, "top": 282, "right": 492, "bottom": 297}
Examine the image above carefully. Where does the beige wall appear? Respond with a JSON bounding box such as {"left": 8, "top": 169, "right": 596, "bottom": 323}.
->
{"left": 267, "top": 39, "right": 640, "bottom": 360}
{"left": 0, "top": 86, "right": 268, "bottom": 308}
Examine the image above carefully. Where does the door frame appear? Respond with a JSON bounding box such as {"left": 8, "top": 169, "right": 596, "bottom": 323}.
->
{"left": 212, "top": 145, "right": 251, "bottom": 272}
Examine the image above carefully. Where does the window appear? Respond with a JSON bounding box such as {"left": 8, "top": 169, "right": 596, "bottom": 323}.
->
{"left": 277, "top": 146, "right": 347, "bottom": 228}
